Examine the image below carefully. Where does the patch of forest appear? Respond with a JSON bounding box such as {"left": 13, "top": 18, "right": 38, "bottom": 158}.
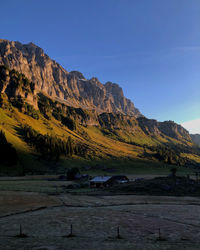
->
{"left": 19, "top": 125, "right": 74, "bottom": 160}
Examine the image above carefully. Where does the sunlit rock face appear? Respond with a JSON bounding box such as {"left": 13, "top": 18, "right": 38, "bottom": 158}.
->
{"left": 0, "top": 65, "right": 38, "bottom": 109}
{"left": 0, "top": 39, "right": 142, "bottom": 117}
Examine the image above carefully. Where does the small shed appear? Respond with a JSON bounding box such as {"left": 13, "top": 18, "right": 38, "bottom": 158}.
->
{"left": 90, "top": 176, "right": 113, "bottom": 188}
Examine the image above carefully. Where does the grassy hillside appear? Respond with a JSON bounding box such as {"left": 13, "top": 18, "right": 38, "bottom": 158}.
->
{"left": 0, "top": 66, "right": 199, "bottom": 175}
{"left": 0, "top": 105, "right": 198, "bottom": 176}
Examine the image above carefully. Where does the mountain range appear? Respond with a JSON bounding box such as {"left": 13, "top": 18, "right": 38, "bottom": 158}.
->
{"left": 0, "top": 39, "right": 199, "bottom": 175}
{"left": 0, "top": 39, "right": 141, "bottom": 117}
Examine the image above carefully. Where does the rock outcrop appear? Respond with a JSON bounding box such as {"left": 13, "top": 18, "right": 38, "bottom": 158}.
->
{"left": 137, "top": 117, "right": 192, "bottom": 142}
{"left": 0, "top": 39, "right": 141, "bottom": 117}
{"left": 0, "top": 65, "right": 38, "bottom": 109}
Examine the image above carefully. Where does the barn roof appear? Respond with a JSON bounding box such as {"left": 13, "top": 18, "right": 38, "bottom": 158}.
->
{"left": 90, "top": 176, "right": 112, "bottom": 183}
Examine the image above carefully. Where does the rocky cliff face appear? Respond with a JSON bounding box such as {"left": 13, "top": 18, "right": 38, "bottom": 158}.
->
{"left": 0, "top": 39, "right": 193, "bottom": 145}
{"left": 0, "top": 65, "right": 38, "bottom": 109}
{"left": 137, "top": 117, "right": 192, "bottom": 142}
{"left": 0, "top": 39, "right": 141, "bottom": 117}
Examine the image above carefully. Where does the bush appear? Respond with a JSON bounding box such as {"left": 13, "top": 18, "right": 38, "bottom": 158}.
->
{"left": 67, "top": 168, "right": 80, "bottom": 180}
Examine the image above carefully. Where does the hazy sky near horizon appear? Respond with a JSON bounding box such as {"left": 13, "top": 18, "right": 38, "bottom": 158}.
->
{"left": 0, "top": 0, "right": 200, "bottom": 133}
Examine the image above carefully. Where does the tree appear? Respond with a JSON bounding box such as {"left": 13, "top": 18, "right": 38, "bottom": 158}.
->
{"left": 67, "top": 136, "right": 74, "bottom": 156}
{"left": 67, "top": 167, "right": 80, "bottom": 180}
{"left": 170, "top": 167, "right": 177, "bottom": 177}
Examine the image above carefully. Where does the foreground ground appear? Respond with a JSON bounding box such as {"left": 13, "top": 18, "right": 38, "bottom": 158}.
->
{"left": 1, "top": 184, "right": 200, "bottom": 250}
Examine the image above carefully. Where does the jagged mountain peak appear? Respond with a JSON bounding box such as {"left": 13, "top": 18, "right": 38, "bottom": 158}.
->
{"left": 70, "top": 71, "right": 85, "bottom": 80}
{"left": 0, "top": 39, "right": 142, "bottom": 117}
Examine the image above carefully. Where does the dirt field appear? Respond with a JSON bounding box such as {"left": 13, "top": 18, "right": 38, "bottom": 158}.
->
{"left": 1, "top": 191, "right": 200, "bottom": 250}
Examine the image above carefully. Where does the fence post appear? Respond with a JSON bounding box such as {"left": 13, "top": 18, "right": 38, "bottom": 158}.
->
{"left": 70, "top": 224, "right": 73, "bottom": 236}
{"left": 15, "top": 224, "right": 27, "bottom": 238}
{"left": 20, "top": 224, "right": 22, "bottom": 236}
{"left": 67, "top": 224, "right": 74, "bottom": 237}
{"left": 156, "top": 228, "right": 166, "bottom": 241}
{"left": 116, "top": 226, "right": 121, "bottom": 239}
{"left": 158, "top": 228, "right": 161, "bottom": 240}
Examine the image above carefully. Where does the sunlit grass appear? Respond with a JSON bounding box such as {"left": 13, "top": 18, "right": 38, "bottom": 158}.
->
{"left": 0, "top": 107, "right": 198, "bottom": 176}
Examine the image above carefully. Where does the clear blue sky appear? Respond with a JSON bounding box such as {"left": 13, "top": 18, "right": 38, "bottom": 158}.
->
{"left": 0, "top": 0, "right": 200, "bottom": 132}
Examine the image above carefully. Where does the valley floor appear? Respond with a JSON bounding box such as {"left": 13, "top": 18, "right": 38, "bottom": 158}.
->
{"left": 1, "top": 187, "right": 200, "bottom": 249}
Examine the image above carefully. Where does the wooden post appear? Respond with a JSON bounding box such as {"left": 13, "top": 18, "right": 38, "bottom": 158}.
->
{"left": 15, "top": 224, "right": 27, "bottom": 238}
{"left": 158, "top": 228, "right": 161, "bottom": 240}
{"left": 117, "top": 226, "right": 120, "bottom": 238}
{"left": 63, "top": 224, "right": 75, "bottom": 238}
{"left": 156, "top": 228, "right": 166, "bottom": 241}
{"left": 67, "top": 224, "right": 74, "bottom": 237}
{"left": 70, "top": 224, "right": 73, "bottom": 236}
{"left": 116, "top": 226, "right": 122, "bottom": 239}
{"left": 20, "top": 224, "right": 22, "bottom": 236}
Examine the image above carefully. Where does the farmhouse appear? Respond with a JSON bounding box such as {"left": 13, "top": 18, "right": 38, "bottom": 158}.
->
{"left": 90, "top": 175, "right": 129, "bottom": 188}
{"left": 90, "top": 176, "right": 113, "bottom": 188}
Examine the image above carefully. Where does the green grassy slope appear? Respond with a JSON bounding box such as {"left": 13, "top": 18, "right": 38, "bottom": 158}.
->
{"left": 0, "top": 106, "right": 198, "bottom": 176}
